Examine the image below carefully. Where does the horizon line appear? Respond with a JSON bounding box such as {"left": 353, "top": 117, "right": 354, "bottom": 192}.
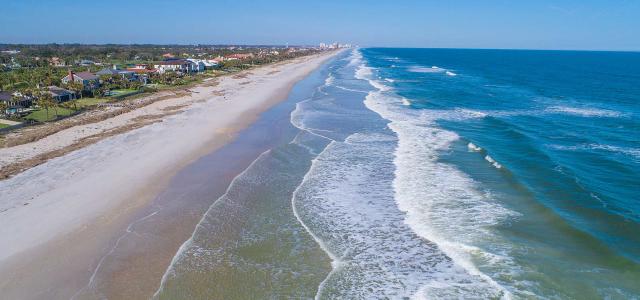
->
{"left": 1, "top": 43, "right": 638, "bottom": 53}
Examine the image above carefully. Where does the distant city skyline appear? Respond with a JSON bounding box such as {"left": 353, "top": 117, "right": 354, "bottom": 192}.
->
{"left": 2, "top": 0, "right": 639, "bottom": 51}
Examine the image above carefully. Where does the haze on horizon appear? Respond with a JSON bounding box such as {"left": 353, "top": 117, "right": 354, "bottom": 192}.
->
{"left": 1, "top": 0, "right": 639, "bottom": 51}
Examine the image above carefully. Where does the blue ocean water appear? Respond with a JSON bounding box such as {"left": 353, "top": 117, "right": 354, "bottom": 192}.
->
{"left": 159, "top": 49, "right": 640, "bottom": 299}
{"left": 354, "top": 48, "right": 640, "bottom": 298}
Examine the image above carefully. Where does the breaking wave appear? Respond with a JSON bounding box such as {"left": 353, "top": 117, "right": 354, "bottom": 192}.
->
{"left": 357, "top": 57, "right": 517, "bottom": 298}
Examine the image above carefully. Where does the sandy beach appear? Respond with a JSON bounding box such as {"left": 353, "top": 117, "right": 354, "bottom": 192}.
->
{"left": 0, "top": 50, "right": 339, "bottom": 299}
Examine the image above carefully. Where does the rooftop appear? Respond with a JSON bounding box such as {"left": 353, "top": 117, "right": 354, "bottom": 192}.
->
{"left": 69, "top": 71, "right": 99, "bottom": 80}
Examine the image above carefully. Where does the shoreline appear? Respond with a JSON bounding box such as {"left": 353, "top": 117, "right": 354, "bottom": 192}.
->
{"left": 0, "top": 50, "right": 341, "bottom": 299}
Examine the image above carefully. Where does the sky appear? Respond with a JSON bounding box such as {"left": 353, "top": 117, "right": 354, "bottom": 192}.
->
{"left": 1, "top": 0, "right": 639, "bottom": 51}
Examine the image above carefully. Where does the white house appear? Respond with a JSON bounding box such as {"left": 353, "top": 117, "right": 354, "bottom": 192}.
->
{"left": 153, "top": 59, "right": 197, "bottom": 74}
{"left": 186, "top": 59, "right": 206, "bottom": 72}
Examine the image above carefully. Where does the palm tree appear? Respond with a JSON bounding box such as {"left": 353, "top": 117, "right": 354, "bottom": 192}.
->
{"left": 67, "top": 81, "right": 84, "bottom": 100}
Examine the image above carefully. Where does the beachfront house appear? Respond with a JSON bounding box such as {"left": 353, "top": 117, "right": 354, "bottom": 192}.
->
{"left": 0, "top": 91, "right": 32, "bottom": 115}
{"left": 153, "top": 59, "right": 197, "bottom": 74}
{"left": 47, "top": 86, "right": 76, "bottom": 102}
{"left": 61, "top": 71, "right": 100, "bottom": 91}
{"left": 96, "top": 66, "right": 137, "bottom": 81}
{"left": 186, "top": 59, "right": 206, "bottom": 72}
{"left": 130, "top": 64, "right": 149, "bottom": 70}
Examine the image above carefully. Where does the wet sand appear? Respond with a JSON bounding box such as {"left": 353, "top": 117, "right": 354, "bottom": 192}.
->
{"left": 0, "top": 50, "right": 341, "bottom": 299}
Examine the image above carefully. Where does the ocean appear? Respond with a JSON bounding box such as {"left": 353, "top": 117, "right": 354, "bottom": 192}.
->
{"left": 156, "top": 48, "right": 640, "bottom": 299}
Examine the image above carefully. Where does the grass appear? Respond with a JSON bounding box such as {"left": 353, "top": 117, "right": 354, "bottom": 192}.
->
{"left": 24, "top": 107, "right": 76, "bottom": 122}
{"left": 0, "top": 123, "right": 9, "bottom": 129}
{"left": 108, "top": 89, "right": 140, "bottom": 97}
{"left": 75, "top": 97, "right": 111, "bottom": 108}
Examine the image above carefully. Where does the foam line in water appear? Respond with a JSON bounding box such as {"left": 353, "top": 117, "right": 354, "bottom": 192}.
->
{"left": 324, "top": 73, "right": 335, "bottom": 86}
{"left": 549, "top": 143, "right": 640, "bottom": 161}
{"left": 545, "top": 105, "right": 623, "bottom": 118}
{"left": 408, "top": 66, "right": 446, "bottom": 73}
{"left": 334, "top": 85, "right": 368, "bottom": 93}
{"left": 290, "top": 141, "right": 343, "bottom": 300}
{"left": 290, "top": 131, "right": 320, "bottom": 155}
{"left": 484, "top": 155, "right": 503, "bottom": 169}
{"left": 290, "top": 99, "right": 337, "bottom": 142}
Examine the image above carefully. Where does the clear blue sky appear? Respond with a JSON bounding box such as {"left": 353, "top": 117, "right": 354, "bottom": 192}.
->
{"left": 2, "top": 0, "right": 639, "bottom": 50}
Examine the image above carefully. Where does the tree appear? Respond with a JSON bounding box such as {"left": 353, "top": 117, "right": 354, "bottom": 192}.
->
{"left": 129, "top": 80, "right": 142, "bottom": 90}
{"left": 67, "top": 81, "right": 84, "bottom": 100}
{"left": 96, "top": 85, "right": 108, "bottom": 98}
{"left": 35, "top": 90, "right": 55, "bottom": 121}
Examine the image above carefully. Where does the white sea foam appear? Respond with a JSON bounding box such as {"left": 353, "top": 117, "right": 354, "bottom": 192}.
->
{"left": 286, "top": 52, "right": 509, "bottom": 297}
{"left": 409, "top": 108, "right": 488, "bottom": 122}
{"left": 402, "top": 98, "right": 412, "bottom": 106}
{"left": 484, "top": 155, "right": 503, "bottom": 169}
{"left": 359, "top": 55, "right": 517, "bottom": 297}
{"left": 369, "top": 79, "right": 391, "bottom": 92}
{"left": 550, "top": 143, "right": 640, "bottom": 160}
{"left": 334, "top": 85, "right": 368, "bottom": 93}
{"left": 355, "top": 64, "right": 393, "bottom": 93}
{"left": 546, "top": 106, "right": 623, "bottom": 118}
{"left": 446, "top": 71, "right": 457, "bottom": 76}
{"left": 347, "top": 49, "right": 363, "bottom": 67}
{"left": 384, "top": 56, "right": 402, "bottom": 62}
{"left": 385, "top": 78, "right": 395, "bottom": 83}
{"left": 355, "top": 65, "right": 373, "bottom": 80}
{"left": 455, "top": 108, "right": 488, "bottom": 119}
{"left": 468, "top": 142, "right": 483, "bottom": 152}
{"left": 408, "top": 66, "right": 446, "bottom": 73}
{"left": 294, "top": 130, "right": 507, "bottom": 298}
{"left": 324, "top": 73, "right": 335, "bottom": 86}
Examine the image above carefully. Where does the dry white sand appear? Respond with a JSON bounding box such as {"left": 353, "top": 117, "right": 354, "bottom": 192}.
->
{"left": 0, "top": 51, "right": 339, "bottom": 298}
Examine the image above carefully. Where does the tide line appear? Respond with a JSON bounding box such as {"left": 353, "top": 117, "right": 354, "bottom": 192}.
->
{"left": 71, "top": 210, "right": 160, "bottom": 300}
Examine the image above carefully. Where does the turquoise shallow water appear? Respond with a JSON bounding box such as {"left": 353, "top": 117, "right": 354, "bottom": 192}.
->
{"left": 158, "top": 49, "right": 640, "bottom": 299}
